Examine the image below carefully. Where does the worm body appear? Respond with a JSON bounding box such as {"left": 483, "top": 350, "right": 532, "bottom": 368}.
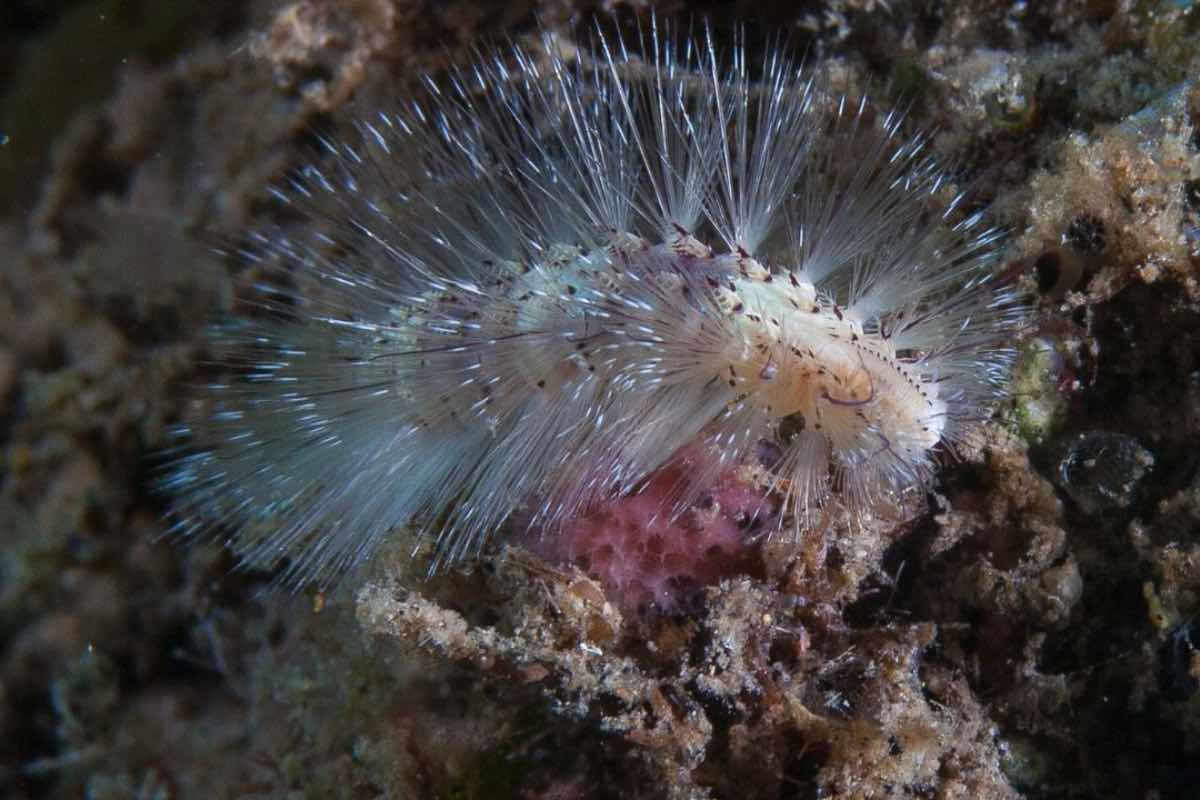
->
{"left": 165, "top": 24, "right": 1026, "bottom": 585}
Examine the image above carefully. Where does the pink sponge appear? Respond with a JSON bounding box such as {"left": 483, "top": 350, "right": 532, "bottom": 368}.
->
{"left": 527, "top": 451, "right": 772, "bottom": 615}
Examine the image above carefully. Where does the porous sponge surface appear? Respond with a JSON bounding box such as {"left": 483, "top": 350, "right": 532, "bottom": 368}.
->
{"left": 534, "top": 460, "right": 770, "bottom": 614}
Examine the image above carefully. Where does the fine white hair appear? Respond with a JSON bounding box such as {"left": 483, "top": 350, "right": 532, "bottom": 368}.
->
{"left": 162, "top": 19, "right": 1027, "bottom": 586}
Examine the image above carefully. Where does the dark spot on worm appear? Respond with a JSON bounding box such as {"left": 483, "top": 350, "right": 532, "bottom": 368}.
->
{"left": 778, "top": 412, "right": 806, "bottom": 443}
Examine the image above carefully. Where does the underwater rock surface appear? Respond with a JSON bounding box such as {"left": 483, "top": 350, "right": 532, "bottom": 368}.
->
{"left": 1, "top": 1, "right": 1199, "bottom": 798}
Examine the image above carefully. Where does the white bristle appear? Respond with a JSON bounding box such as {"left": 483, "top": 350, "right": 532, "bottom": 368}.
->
{"left": 162, "top": 20, "right": 1027, "bottom": 586}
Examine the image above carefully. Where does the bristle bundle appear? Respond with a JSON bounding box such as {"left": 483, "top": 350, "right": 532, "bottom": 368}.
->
{"left": 164, "top": 23, "right": 1026, "bottom": 586}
